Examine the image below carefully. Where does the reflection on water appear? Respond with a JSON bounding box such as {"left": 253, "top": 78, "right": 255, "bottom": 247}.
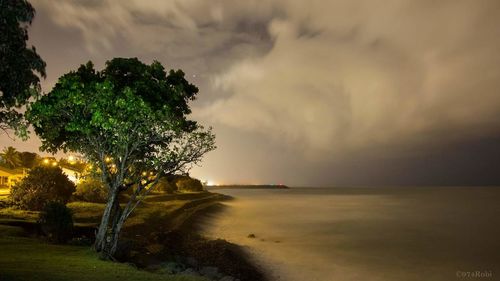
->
{"left": 201, "top": 187, "right": 500, "bottom": 281}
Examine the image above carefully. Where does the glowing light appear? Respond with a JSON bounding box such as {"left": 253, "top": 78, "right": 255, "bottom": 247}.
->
{"left": 105, "top": 157, "right": 112, "bottom": 163}
{"left": 142, "top": 172, "right": 147, "bottom": 176}
{"left": 43, "top": 159, "right": 49, "bottom": 164}
{"left": 51, "top": 162, "right": 57, "bottom": 166}
{"left": 68, "top": 155, "right": 75, "bottom": 162}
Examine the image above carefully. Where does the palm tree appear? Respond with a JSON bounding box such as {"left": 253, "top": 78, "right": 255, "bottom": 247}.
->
{"left": 0, "top": 146, "right": 22, "bottom": 169}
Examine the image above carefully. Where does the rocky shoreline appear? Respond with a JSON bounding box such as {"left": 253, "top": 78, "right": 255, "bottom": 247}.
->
{"left": 118, "top": 192, "right": 270, "bottom": 281}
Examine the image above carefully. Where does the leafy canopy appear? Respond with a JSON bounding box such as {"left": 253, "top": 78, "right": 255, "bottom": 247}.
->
{"left": 27, "top": 58, "right": 215, "bottom": 187}
{"left": 0, "top": 0, "right": 46, "bottom": 133}
{"left": 0, "top": 146, "right": 22, "bottom": 169}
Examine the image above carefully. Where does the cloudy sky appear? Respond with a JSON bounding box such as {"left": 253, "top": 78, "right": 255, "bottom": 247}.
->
{"left": 2, "top": 0, "right": 500, "bottom": 186}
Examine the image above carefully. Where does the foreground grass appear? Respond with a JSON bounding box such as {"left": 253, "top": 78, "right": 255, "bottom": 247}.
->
{"left": 0, "top": 226, "right": 209, "bottom": 281}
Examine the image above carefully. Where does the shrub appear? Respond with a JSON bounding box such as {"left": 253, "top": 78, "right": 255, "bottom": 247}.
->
{"left": 156, "top": 177, "right": 177, "bottom": 193}
{"left": 38, "top": 202, "right": 73, "bottom": 243}
{"left": 73, "top": 178, "right": 107, "bottom": 203}
{"left": 10, "top": 166, "right": 76, "bottom": 210}
{"left": 175, "top": 177, "right": 204, "bottom": 192}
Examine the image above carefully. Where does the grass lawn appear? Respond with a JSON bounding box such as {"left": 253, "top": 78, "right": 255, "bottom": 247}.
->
{"left": 0, "top": 225, "right": 209, "bottom": 281}
{"left": 0, "top": 207, "right": 39, "bottom": 221}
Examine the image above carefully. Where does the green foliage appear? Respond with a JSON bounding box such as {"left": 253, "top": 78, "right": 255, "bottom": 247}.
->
{"left": 38, "top": 201, "right": 74, "bottom": 244}
{"left": 175, "top": 177, "right": 204, "bottom": 192}
{"left": 73, "top": 178, "right": 107, "bottom": 203}
{"left": 27, "top": 57, "right": 215, "bottom": 197}
{"left": 10, "top": 166, "right": 76, "bottom": 210}
{"left": 27, "top": 59, "right": 202, "bottom": 156}
{"left": 0, "top": 146, "right": 22, "bottom": 169}
{"left": 0, "top": 0, "right": 46, "bottom": 133}
{"left": 156, "top": 177, "right": 177, "bottom": 193}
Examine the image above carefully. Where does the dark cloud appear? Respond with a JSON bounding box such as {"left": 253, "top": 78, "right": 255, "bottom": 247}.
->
{"left": 2, "top": 0, "right": 500, "bottom": 186}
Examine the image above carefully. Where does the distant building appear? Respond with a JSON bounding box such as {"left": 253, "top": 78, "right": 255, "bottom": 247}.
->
{"left": 0, "top": 167, "right": 27, "bottom": 188}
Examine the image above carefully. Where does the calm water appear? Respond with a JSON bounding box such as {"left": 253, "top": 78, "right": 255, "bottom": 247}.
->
{"left": 201, "top": 187, "right": 500, "bottom": 281}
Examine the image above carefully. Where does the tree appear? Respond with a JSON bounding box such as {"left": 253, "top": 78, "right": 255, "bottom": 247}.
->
{"left": 0, "top": 0, "right": 46, "bottom": 135}
{"left": 19, "top": 151, "right": 40, "bottom": 168}
{"left": 0, "top": 146, "right": 22, "bottom": 169}
{"left": 175, "top": 176, "right": 204, "bottom": 192}
{"left": 10, "top": 166, "right": 76, "bottom": 211}
{"left": 27, "top": 58, "right": 216, "bottom": 258}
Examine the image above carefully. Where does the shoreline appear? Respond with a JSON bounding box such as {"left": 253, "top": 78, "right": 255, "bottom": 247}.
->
{"left": 120, "top": 191, "right": 270, "bottom": 281}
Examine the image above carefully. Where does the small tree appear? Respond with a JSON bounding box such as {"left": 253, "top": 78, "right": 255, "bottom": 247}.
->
{"left": 0, "top": 0, "right": 46, "bottom": 134}
{"left": 10, "top": 166, "right": 76, "bottom": 210}
{"left": 27, "top": 58, "right": 215, "bottom": 258}
{"left": 18, "top": 151, "right": 41, "bottom": 168}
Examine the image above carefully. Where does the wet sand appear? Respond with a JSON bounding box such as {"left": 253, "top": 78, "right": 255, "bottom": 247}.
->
{"left": 201, "top": 187, "right": 500, "bottom": 281}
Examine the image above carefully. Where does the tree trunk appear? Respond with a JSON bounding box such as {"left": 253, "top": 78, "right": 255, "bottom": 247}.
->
{"left": 94, "top": 188, "right": 119, "bottom": 257}
{"left": 109, "top": 213, "right": 127, "bottom": 256}
{"left": 105, "top": 201, "right": 124, "bottom": 257}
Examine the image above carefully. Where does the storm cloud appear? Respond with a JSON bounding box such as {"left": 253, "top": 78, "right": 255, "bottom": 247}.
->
{"left": 3, "top": 0, "right": 500, "bottom": 186}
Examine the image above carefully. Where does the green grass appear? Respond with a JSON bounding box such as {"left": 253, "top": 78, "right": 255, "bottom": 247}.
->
{"left": 67, "top": 201, "right": 106, "bottom": 224}
{"left": 0, "top": 226, "right": 209, "bottom": 281}
{"left": 0, "top": 207, "right": 39, "bottom": 221}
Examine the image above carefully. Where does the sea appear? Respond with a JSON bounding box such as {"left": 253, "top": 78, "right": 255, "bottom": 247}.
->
{"left": 201, "top": 187, "right": 500, "bottom": 281}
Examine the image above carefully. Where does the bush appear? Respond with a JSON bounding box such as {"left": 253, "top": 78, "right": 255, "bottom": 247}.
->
{"left": 38, "top": 202, "right": 73, "bottom": 243}
{"left": 175, "top": 177, "right": 204, "bottom": 192}
{"left": 10, "top": 166, "right": 76, "bottom": 210}
{"left": 156, "top": 177, "right": 177, "bottom": 193}
{"left": 73, "top": 178, "right": 107, "bottom": 203}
